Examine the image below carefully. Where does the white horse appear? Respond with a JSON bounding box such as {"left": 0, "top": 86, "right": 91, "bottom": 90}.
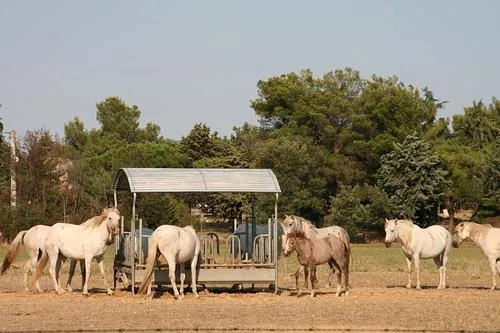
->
{"left": 281, "top": 215, "right": 352, "bottom": 288}
{"left": 1, "top": 220, "right": 96, "bottom": 293}
{"left": 452, "top": 222, "right": 500, "bottom": 290}
{"left": 1, "top": 225, "right": 51, "bottom": 292}
{"left": 384, "top": 218, "right": 452, "bottom": 289}
{"left": 138, "top": 225, "right": 200, "bottom": 300}
{"left": 31, "top": 207, "right": 120, "bottom": 295}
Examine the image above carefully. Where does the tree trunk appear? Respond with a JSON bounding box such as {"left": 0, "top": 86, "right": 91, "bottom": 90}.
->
{"left": 447, "top": 200, "right": 455, "bottom": 233}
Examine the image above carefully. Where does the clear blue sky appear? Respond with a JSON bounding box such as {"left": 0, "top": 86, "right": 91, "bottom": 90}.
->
{"left": 1, "top": 1, "right": 499, "bottom": 140}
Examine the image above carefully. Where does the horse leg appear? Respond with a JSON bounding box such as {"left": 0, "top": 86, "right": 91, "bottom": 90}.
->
{"left": 342, "top": 257, "right": 349, "bottom": 296}
{"left": 47, "top": 249, "right": 64, "bottom": 294}
{"left": 433, "top": 254, "right": 446, "bottom": 289}
{"left": 79, "top": 260, "right": 86, "bottom": 291}
{"left": 331, "top": 261, "right": 342, "bottom": 297}
{"left": 178, "top": 263, "right": 186, "bottom": 300}
{"left": 302, "top": 266, "right": 309, "bottom": 289}
{"left": 405, "top": 256, "right": 412, "bottom": 289}
{"left": 309, "top": 265, "right": 316, "bottom": 298}
{"left": 190, "top": 255, "right": 199, "bottom": 297}
{"left": 166, "top": 258, "right": 180, "bottom": 299}
{"left": 325, "top": 261, "right": 334, "bottom": 288}
{"left": 82, "top": 258, "right": 92, "bottom": 296}
{"left": 24, "top": 259, "right": 32, "bottom": 292}
{"left": 27, "top": 252, "right": 43, "bottom": 292}
{"left": 66, "top": 259, "right": 77, "bottom": 292}
{"left": 96, "top": 255, "right": 113, "bottom": 295}
{"left": 489, "top": 257, "right": 497, "bottom": 290}
{"left": 495, "top": 260, "right": 500, "bottom": 288}
{"left": 414, "top": 256, "right": 421, "bottom": 290}
{"left": 291, "top": 267, "right": 300, "bottom": 296}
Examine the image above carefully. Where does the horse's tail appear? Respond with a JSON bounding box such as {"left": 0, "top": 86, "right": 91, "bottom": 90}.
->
{"left": 1, "top": 230, "right": 27, "bottom": 274}
{"left": 30, "top": 250, "right": 49, "bottom": 287}
{"left": 137, "top": 236, "right": 160, "bottom": 295}
{"left": 343, "top": 240, "right": 353, "bottom": 269}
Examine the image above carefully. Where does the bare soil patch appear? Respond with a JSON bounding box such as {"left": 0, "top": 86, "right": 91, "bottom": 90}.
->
{"left": 1, "top": 263, "right": 499, "bottom": 333}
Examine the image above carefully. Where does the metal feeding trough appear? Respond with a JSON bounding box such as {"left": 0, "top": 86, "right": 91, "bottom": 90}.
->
{"left": 111, "top": 168, "right": 281, "bottom": 293}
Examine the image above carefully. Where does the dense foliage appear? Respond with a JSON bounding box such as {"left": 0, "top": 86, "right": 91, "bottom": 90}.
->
{"left": 1, "top": 69, "right": 499, "bottom": 239}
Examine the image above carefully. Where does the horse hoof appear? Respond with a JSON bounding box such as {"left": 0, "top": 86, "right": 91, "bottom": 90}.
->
{"left": 406, "top": 284, "right": 411, "bottom": 289}
{"left": 107, "top": 290, "right": 113, "bottom": 296}
{"left": 415, "top": 286, "right": 422, "bottom": 290}
{"left": 57, "top": 290, "right": 65, "bottom": 295}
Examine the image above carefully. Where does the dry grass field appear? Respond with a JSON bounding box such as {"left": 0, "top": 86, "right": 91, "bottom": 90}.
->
{"left": 0, "top": 241, "right": 499, "bottom": 333}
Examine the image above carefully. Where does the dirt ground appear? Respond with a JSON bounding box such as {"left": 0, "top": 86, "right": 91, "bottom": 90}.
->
{"left": 1, "top": 264, "right": 499, "bottom": 333}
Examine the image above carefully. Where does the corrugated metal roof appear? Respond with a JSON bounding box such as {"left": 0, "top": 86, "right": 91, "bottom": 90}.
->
{"left": 111, "top": 168, "right": 281, "bottom": 193}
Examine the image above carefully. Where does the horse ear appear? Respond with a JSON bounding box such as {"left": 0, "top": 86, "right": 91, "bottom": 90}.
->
{"left": 385, "top": 218, "right": 389, "bottom": 223}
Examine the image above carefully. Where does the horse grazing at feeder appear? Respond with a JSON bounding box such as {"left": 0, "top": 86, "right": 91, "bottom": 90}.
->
{"left": 1, "top": 224, "right": 87, "bottom": 293}
{"left": 384, "top": 218, "right": 452, "bottom": 290}
{"left": 280, "top": 215, "right": 352, "bottom": 288}
{"left": 282, "top": 232, "right": 350, "bottom": 297}
{"left": 138, "top": 225, "right": 201, "bottom": 300}
{"left": 30, "top": 207, "right": 121, "bottom": 296}
{"left": 452, "top": 222, "right": 500, "bottom": 290}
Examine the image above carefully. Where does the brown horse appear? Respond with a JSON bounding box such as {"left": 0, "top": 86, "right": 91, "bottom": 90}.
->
{"left": 282, "top": 233, "right": 350, "bottom": 297}
{"left": 280, "top": 215, "right": 352, "bottom": 289}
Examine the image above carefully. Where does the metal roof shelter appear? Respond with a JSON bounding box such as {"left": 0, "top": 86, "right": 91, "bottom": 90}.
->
{"left": 112, "top": 168, "right": 282, "bottom": 193}
{"left": 111, "top": 168, "right": 281, "bottom": 294}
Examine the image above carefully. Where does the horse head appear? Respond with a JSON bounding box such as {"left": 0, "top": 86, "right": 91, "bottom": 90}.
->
{"left": 384, "top": 218, "right": 399, "bottom": 248}
{"left": 282, "top": 234, "right": 296, "bottom": 257}
{"left": 452, "top": 222, "right": 469, "bottom": 248}
{"left": 103, "top": 207, "right": 121, "bottom": 236}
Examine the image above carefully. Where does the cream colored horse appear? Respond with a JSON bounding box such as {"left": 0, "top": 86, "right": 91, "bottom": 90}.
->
{"left": 384, "top": 218, "right": 452, "bottom": 289}
{"left": 1, "top": 220, "right": 96, "bottom": 293}
{"left": 31, "top": 207, "right": 120, "bottom": 295}
{"left": 281, "top": 215, "right": 352, "bottom": 287}
{"left": 138, "top": 225, "right": 200, "bottom": 300}
{"left": 452, "top": 222, "right": 500, "bottom": 290}
{"left": 1, "top": 225, "right": 51, "bottom": 292}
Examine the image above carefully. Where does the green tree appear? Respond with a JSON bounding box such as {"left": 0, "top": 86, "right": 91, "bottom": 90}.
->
{"left": 328, "top": 184, "right": 395, "bottom": 239}
{"left": 483, "top": 139, "right": 500, "bottom": 210}
{"left": 434, "top": 138, "right": 485, "bottom": 231}
{"left": 64, "top": 117, "right": 88, "bottom": 152}
{"left": 377, "top": 134, "right": 448, "bottom": 226}
{"left": 253, "top": 134, "right": 335, "bottom": 222}
{"left": 250, "top": 68, "right": 445, "bottom": 182}
{"left": 179, "top": 123, "right": 229, "bottom": 162}
{"left": 452, "top": 98, "right": 500, "bottom": 149}
{"left": 96, "top": 97, "right": 141, "bottom": 144}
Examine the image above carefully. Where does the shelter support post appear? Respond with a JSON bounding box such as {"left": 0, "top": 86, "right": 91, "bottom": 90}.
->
{"left": 274, "top": 193, "right": 279, "bottom": 293}
{"left": 251, "top": 195, "right": 256, "bottom": 259}
{"left": 131, "top": 192, "right": 137, "bottom": 294}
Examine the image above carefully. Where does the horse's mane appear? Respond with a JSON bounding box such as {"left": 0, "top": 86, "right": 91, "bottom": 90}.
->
{"left": 291, "top": 215, "right": 317, "bottom": 237}
{"left": 84, "top": 207, "right": 120, "bottom": 228}
{"left": 467, "top": 222, "right": 490, "bottom": 240}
